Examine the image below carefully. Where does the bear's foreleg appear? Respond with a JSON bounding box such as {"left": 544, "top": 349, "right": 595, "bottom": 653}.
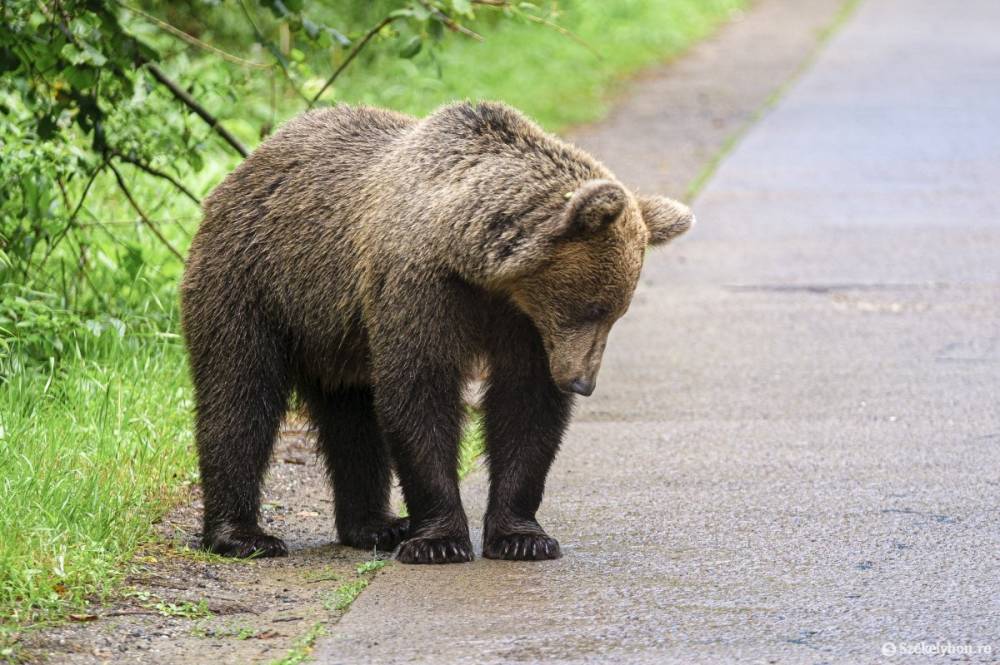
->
{"left": 481, "top": 325, "right": 572, "bottom": 561}
{"left": 300, "top": 384, "right": 409, "bottom": 551}
{"left": 366, "top": 278, "right": 481, "bottom": 564}
{"left": 373, "top": 363, "right": 473, "bottom": 564}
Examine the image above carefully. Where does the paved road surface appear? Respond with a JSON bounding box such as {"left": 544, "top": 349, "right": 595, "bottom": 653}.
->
{"left": 316, "top": 0, "right": 1000, "bottom": 662}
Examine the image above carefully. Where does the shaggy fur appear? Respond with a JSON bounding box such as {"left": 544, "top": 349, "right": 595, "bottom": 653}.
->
{"left": 180, "top": 101, "right": 692, "bottom": 564}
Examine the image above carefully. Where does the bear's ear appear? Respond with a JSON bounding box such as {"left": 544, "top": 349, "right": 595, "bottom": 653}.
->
{"left": 561, "top": 180, "right": 627, "bottom": 238}
{"left": 639, "top": 195, "right": 695, "bottom": 246}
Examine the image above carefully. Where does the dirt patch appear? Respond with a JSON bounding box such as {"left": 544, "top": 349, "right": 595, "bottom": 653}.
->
{"left": 17, "top": 425, "right": 390, "bottom": 664}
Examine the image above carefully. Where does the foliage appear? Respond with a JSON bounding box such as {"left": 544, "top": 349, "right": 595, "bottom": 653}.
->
{"left": 0, "top": 0, "right": 550, "bottom": 327}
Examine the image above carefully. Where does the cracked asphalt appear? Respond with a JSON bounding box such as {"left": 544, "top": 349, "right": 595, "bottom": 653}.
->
{"left": 316, "top": 0, "right": 1000, "bottom": 662}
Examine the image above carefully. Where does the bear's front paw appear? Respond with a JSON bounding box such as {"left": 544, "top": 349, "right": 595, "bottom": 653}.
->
{"left": 483, "top": 533, "right": 561, "bottom": 561}
{"left": 204, "top": 527, "right": 288, "bottom": 558}
{"left": 340, "top": 517, "right": 410, "bottom": 551}
{"left": 396, "top": 536, "right": 474, "bottom": 564}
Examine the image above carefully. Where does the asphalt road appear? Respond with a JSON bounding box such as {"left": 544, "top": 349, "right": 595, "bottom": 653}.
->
{"left": 316, "top": 0, "right": 1000, "bottom": 662}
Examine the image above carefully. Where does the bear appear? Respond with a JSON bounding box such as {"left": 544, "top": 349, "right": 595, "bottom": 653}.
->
{"left": 180, "top": 101, "right": 693, "bottom": 564}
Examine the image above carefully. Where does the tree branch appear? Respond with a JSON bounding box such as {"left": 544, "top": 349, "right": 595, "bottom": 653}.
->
{"left": 471, "top": 0, "right": 601, "bottom": 59}
{"left": 116, "top": 1, "right": 270, "bottom": 69}
{"left": 310, "top": 16, "right": 398, "bottom": 108}
{"left": 110, "top": 150, "right": 201, "bottom": 206}
{"left": 418, "top": 1, "right": 483, "bottom": 41}
{"left": 146, "top": 63, "right": 250, "bottom": 158}
{"left": 236, "top": 0, "right": 311, "bottom": 105}
{"left": 109, "top": 161, "right": 186, "bottom": 263}
{"left": 38, "top": 162, "right": 106, "bottom": 269}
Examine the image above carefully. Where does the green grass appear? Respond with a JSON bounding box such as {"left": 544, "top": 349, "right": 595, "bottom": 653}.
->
{"left": 322, "top": 554, "right": 388, "bottom": 613}
{"left": 458, "top": 409, "right": 485, "bottom": 480}
{"left": 0, "top": 334, "right": 196, "bottom": 626}
{"left": 225, "top": 0, "right": 748, "bottom": 134}
{"left": 1, "top": 0, "right": 745, "bottom": 634}
{"left": 324, "top": 579, "right": 371, "bottom": 613}
{"left": 150, "top": 598, "right": 213, "bottom": 619}
{"left": 269, "top": 555, "right": 387, "bottom": 664}
{"left": 328, "top": 0, "right": 746, "bottom": 130}
{"left": 267, "top": 621, "right": 326, "bottom": 665}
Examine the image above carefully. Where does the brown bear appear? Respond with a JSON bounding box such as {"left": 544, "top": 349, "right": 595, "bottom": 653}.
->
{"left": 180, "top": 101, "right": 692, "bottom": 564}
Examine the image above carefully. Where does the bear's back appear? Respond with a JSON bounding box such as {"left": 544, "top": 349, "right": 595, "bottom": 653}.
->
{"left": 198, "top": 106, "right": 415, "bottom": 239}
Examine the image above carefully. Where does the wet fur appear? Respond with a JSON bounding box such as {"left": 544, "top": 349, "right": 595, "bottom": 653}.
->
{"left": 180, "top": 101, "right": 690, "bottom": 563}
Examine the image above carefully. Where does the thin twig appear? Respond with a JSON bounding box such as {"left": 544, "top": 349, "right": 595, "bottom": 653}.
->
{"left": 310, "top": 15, "right": 397, "bottom": 107}
{"left": 39, "top": 162, "right": 106, "bottom": 267}
{"left": 418, "top": 1, "right": 483, "bottom": 41}
{"left": 146, "top": 64, "right": 249, "bottom": 158}
{"left": 116, "top": 1, "right": 270, "bottom": 69}
{"left": 111, "top": 150, "right": 201, "bottom": 206}
{"left": 69, "top": 238, "right": 112, "bottom": 312}
{"left": 520, "top": 12, "right": 601, "bottom": 59}
{"left": 76, "top": 217, "right": 199, "bottom": 227}
{"left": 109, "top": 160, "right": 186, "bottom": 263}
{"left": 471, "top": 0, "right": 601, "bottom": 59}
{"left": 237, "top": 0, "right": 311, "bottom": 105}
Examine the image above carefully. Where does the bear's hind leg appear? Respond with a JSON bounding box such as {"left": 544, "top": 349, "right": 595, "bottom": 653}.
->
{"left": 302, "top": 385, "right": 409, "bottom": 551}
{"left": 190, "top": 326, "right": 291, "bottom": 558}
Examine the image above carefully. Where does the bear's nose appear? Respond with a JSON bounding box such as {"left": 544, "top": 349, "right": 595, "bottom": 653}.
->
{"left": 568, "top": 378, "right": 595, "bottom": 397}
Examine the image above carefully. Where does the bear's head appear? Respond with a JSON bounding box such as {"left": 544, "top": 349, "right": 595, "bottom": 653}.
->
{"left": 504, "top": 179, "right": 693, "bottom": 396}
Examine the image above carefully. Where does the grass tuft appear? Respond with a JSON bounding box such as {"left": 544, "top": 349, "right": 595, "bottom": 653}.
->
{"left": 0, "top": 334, "right": 195, "bottom": 627}
{"left": 267, "top": 621, "right": 326, "bottom": 665}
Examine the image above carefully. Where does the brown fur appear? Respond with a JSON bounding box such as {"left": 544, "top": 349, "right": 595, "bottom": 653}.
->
{"left": 180, "top": 101, "right": 692, "bottom": 563}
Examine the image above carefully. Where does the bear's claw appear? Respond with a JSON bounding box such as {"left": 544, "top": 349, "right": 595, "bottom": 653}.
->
{"left": 204, "top": 528, "right": 288, "bottom": 558}
{"left": 483, "top": 533, "right": 561, "bottom": 561}
{"left": 341, "top": 517, "right": 410, "bottom": 551}
{"left": 396, "top": 536, "right": 474, "bottom": 564}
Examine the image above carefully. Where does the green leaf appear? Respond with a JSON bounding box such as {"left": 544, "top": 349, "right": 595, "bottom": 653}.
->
{"left": 428, "top": 17, "right": 445, "bottom": 41}
{"left": 60, "top": 42, "right": 107, "bottom": 68}
{"left": 398, "top": 35, "right": 423, "bottom": 59}
{"left": 399, "top": 2, "right": 430, "bottom": 21}
{"left": 452, "top": 0, "right": 474, "bottom": 19}
{"left": 0, "top": 47, "right": 20, "bottom": 73}
{"left": 61, "top": 65, "right": 98, "bottom": 89}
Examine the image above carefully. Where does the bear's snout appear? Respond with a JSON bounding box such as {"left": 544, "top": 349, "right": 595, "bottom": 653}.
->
{"left": 566, "top": 377, "right": 596, "bottom": 397}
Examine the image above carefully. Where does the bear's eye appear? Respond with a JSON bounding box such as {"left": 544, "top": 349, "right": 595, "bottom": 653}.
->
{"left": 582, "top": 304, "right": 610, "bottom": 323}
